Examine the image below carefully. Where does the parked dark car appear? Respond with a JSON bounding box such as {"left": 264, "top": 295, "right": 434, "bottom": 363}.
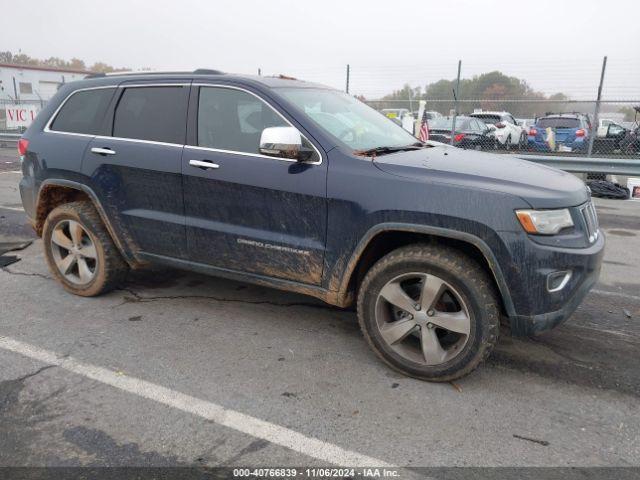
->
{"left": 428, "top": 116, "right": 497, "bottom": 150}
{"left": 618, "top": 106, "right": 640, "bottom": 155}
{"left": 592, "top": 122, "right": 630, "bottom": 154}
{"left": 18, "top": 71, "right": 604, "bottom": 382}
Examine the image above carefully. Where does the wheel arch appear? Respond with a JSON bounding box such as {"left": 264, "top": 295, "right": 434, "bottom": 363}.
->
{"left": 36, "top": 179, "right": 136, "bottom": 266}
{"left": 336, "top": 223, "right": 516, "bottom": 317}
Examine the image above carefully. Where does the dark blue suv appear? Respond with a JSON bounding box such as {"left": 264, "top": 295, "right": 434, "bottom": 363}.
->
{"left": 18, "top": 71, "right": 604, "bottom": 381}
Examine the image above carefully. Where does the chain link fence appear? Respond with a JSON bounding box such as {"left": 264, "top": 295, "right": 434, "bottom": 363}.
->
{"left": 258, "top": 57, "right": 640, "bottom": 160}
{"left": 2, "top": 58, "right": 639, "bottom": 160}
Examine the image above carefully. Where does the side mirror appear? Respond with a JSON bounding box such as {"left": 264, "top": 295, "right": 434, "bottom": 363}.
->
{"left": 260, "top": 126, "right": 312, "bottom": 161}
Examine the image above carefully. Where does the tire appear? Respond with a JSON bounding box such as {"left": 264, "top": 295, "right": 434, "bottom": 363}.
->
{"left": 357, "top": 244, "right": 499, "bottom": 382}
{"left": 504, "top": 135, "right": 512, "bottom": 150}
{"left": 43, "top": 201, "right": 128, "bottom": 296}
{"left": 518, "top": 133, "right": 526, "bottom": 150}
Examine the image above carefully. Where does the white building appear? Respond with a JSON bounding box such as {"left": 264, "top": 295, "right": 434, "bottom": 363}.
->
{"left": 0, "top": 63, "right": 89, "bottom": 130}
{"left": 0, "top": 63, "right": 89, "bottom": 103}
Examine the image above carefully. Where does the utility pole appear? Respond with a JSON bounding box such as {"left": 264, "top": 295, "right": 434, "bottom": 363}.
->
{"left": 450, "top": 60, "right": 462, "bottom": 146}
{"left": 346, "top": 64, "right": 350, "bottom": 94}
{"left": 587, "top": 56, "right": 607, "bottom": 157}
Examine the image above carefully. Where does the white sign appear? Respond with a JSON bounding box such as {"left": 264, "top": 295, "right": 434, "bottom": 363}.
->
{"left": 5, "top": 104, "right": 40, "bottom": 129}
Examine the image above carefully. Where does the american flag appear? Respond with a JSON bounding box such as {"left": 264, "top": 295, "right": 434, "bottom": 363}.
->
{"left": 418, "top": 109, "right": 429, "bottom": 142}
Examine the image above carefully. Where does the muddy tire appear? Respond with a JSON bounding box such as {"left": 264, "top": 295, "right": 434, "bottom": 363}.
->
{"left": 43, "top": 201, "right": 128, "bottom": 296}
{"left": 357, "top": 244, "right": 499, "bottom": 382}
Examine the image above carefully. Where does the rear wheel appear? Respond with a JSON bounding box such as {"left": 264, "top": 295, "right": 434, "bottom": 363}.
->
{"left": 518, "top": 132, "right": 527, "bottom": 150}
{"left": 357, "top": 244, "right": 500, "bottom": 382}
{"left": 43, "top": 201, "right": 128, "bottom": 296}
{"left": 504, "top": 134, "right": 512, "bottom": 150}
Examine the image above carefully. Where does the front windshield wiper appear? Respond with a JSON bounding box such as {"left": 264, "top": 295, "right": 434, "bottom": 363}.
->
{"left": 355, "top": 142, "right": 427, "bottom": 157}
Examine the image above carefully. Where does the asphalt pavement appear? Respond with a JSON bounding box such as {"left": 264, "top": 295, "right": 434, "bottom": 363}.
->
{"left": 1, "top": 147, "right": 639, "bottom": 469}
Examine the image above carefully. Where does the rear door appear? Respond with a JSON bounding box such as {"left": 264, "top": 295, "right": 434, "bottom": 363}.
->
{"left": 181, "top": 84, "right": 327, "bottom": 285}
{"left": 81, "top": 83, "right": 190, "bottom": 258}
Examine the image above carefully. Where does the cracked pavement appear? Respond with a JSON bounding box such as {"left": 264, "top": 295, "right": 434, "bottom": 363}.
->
{"left": 1, "top": 153, "right": 640, "bottom": 467}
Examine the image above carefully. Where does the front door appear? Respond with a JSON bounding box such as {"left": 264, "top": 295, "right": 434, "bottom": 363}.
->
{"left": 182, "top": 85, "right": 327, "bottom": 285}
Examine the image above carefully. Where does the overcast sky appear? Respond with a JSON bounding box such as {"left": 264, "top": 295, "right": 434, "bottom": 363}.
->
{"left": 5, "top": 0, "right": 640, "bottom": 99}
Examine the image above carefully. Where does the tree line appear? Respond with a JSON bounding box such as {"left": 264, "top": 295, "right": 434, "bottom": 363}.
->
{"left": 0, "top": 50, "right": 127, "bottom": 73}
{"left": 377, "top": 71, "right": 582, "bottom": 118}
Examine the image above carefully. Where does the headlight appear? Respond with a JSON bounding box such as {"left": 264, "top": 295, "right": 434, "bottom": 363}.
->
{"left": 515, "top": 209, "right": 574, "bottom": 235}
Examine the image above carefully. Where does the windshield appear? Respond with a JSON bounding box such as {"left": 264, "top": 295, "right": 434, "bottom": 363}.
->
{"left": 537, "top": 117, "right": 580, "bottom": 129}
{"left": 471, "top": 114, "right": 500, "bottom": 125}
{"left": 429, "top": 117, "right": 471, "bottom": 131}
{"left": 277, "top": 88, "right": 418, "bottom": 151}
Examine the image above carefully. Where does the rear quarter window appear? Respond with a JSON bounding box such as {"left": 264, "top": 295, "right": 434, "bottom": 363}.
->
{"left": 50, "top": 88, "right": 115, "bottom": 135}
{"left": 113, "top": 86, "right": 188, "bottom": 144}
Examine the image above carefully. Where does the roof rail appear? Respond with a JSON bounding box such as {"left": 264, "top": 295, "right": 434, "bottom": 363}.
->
{"left": 84, "top": 69, "right": 225, "bottom": 79}
{"left": 193, "top": 68, "right": 224, "bottom": 75}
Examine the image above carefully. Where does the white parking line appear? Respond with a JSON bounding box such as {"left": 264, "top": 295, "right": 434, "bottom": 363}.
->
{"left": 0, "top": 335, "right": 391, "bottom": 468}
{"left": 0, "top": 170, "right": 21, "bottom": 174}
{"left": 592, "top": 289, "right": 640, "bottom": 302}
{"left": 0, "top": 205, "right": 24, "bottom": 211}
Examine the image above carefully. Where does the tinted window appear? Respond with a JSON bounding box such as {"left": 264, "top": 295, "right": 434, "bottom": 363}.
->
{"left": 50, "top": 88, "right": 115, "bottom": 134}
{"left": 198, "top": 87, "right": 287, "bottom": 154}
{"left": 537, "top": 117, "right": 580, "bottom": 129}
{"left": 113, "top": 86, "right": 188, "bottom": 144}
{"left": 429, "top": 117, "right": 469, "bottom": 131}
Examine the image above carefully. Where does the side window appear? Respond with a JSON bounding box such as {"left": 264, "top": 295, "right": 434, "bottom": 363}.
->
{"left": 113, "top": 86, "right": 188, "bottom": 144}
{"left": 197, "top": 87, "right": 288, "bottom": 154}
{"left": 50, "top": 88, "right": 115, "bottom": 135}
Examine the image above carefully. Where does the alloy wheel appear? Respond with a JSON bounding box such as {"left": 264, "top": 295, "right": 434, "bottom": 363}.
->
{"left": 50, "top": 219, "right": 98, "bottom": 285}
{"left": 374, "top": 272, "right": 471, "bottom": 366}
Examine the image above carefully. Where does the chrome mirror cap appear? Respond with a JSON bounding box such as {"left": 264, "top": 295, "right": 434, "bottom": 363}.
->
{"left": 259, "top": 126, "right": 302, "bottom": 159}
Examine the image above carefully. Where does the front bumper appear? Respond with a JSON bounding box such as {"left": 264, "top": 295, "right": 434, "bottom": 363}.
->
{"left": 507, "top": 232, "right": 605, "bottom": 337}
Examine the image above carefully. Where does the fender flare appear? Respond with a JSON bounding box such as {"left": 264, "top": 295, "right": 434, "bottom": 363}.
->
{"left": 336, "top": 222, "right": 516, "bottom": 317}
{"left": 36, "top": 179, "right": 137, "bottom": 266}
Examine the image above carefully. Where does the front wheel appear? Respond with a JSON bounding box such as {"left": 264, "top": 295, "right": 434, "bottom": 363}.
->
{"left": 357, "top": 245, "right": 500, "bottom": 382}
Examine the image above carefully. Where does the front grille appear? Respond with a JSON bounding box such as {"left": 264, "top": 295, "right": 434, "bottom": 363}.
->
{"left": 581, "top": 201, "right": 599, "bottom": 243}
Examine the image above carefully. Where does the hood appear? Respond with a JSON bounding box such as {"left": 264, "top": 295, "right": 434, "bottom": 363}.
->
{"left": 373, "top": 146, "right": 589, "bottom": 209}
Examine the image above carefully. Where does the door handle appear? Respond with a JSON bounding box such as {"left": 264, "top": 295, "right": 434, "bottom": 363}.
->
{"left": 189, "top": 159, "right": 220, "bottom": 170}
{"left": 91, "top": 147, "right": 116, "bottom": 156}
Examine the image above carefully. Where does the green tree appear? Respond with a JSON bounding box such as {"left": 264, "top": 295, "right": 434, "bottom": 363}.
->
{"left": 379, "top": 84, "right": 422, "bottom": 110}
{"left": 0, "top": 50, "right": 123, "bottom": 73}
{"left": 618, "top": 106, "right": 637, "bottom": 122}
{"left": 379, "top": 71, "right": 571, "bottom": 118}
